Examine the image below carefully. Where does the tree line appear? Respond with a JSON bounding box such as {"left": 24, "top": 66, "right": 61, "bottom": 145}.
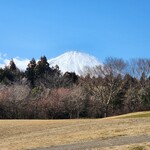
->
{"left": 0, "top": 56, "right": 150, "bottom": 119}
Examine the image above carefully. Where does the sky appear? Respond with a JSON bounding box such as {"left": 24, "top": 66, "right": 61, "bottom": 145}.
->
{"left": 0, "top": 0, "right": 150, "bottom": 68}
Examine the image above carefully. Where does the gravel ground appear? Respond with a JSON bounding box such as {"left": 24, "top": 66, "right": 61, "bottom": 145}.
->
{"left": 30, "top": 135, "right": 150, "bottom": 150}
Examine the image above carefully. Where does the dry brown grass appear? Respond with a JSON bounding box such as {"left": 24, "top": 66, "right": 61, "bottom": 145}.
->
{"left": 0, "top": 111, "right": 150, "bottom": 150}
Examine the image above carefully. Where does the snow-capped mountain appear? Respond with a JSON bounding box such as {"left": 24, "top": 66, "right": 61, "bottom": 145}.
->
{"left": 48, "top": 51, "right": 102, "bottom": 77}
{"left": 0, "top": 51, "right": 102, "bottom": 77}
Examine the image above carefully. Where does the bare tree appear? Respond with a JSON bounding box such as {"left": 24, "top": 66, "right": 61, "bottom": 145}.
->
{"left": 62, "top": 86, "right": 86, "bottom": 118}
{"left": 84, "top": 58, "right": 126, "bottom": 117}
{"left": 127, "top": 58, "right": 150, "bottom": 79}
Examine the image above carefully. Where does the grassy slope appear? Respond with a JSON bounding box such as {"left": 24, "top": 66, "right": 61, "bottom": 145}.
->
{"left": 114, "top": 111, "right": 150, "bottom": 119}
{"left": 0, "top": 111, "right": 149, "bottom": 150}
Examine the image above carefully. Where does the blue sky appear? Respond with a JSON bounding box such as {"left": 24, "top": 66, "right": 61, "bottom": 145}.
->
{"left": 0, "top": 0, "right": 150, "bottom": 62}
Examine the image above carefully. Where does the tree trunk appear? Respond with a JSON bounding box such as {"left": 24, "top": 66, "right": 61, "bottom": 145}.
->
{"left": 77, "top": 110, "right": 80, "bottom": 118}
{"left": 69, "top": 113, "right": 72, "bottom": 119}
{"left": 104, "top": 105, "right": 108, "bottom": 118}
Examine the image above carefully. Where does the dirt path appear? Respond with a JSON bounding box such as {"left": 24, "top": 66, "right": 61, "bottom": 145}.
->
{"left": 31, "top": 135, "right": 150, "bottom": 150}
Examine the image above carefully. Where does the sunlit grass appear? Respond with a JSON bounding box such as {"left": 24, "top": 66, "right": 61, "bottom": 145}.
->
{"left": 114, "top": 111, "right": 150, "bottom": 119}
{"left": 0, "top": 111, "right": 149, "bottom": 150}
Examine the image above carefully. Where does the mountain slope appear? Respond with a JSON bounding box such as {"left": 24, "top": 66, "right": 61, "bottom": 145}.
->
{"left": 48, "top": 51, "right": 101, "bottom": 76}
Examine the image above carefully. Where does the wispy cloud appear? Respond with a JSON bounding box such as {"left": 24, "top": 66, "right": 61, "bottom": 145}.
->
{"left": 0, "top": 53, "right": 7, "bottom": 60}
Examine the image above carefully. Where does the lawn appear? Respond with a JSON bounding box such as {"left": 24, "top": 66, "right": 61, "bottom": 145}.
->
{"left": 0, "top": 111, "right": 149, "bottom": 150}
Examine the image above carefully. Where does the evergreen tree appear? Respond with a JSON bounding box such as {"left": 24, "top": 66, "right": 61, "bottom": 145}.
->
{"left": 9, "top": 59, "right": 17, "bottom": 71}
{"left": 35, "top": 56, "right": 50, "bottom": 77}
{"left": 0, "top": 68, "right": 4, "bottom": 82}
{"left": 3, "top": 67, "right": 14, "bottom": 82}
{"left": 25, "top": 58, "right": 36, "bottom": 86}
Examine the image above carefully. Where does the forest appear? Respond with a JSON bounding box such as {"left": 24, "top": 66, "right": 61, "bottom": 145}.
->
{"left": 0, "top": 56, "right": 150, "bottom": 119}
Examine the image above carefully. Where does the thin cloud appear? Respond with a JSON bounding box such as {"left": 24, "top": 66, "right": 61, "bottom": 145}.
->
{"left": 0, "top": 53, "right": 7, "bottom": 60}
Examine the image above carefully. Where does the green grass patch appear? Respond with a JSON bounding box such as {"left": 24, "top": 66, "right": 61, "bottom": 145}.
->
{"left": 115, "top": 111, "right": 150, "bottom": 119}
{"left": 130, "top": 146, "right": 145, "bottom": 150}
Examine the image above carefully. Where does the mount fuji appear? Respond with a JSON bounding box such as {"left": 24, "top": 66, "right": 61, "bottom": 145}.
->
{"left": 0, "top": 51, "right": 102, "bottom": 77}
{"left": 48, "top": 51, "right": 102, "bottom": 77}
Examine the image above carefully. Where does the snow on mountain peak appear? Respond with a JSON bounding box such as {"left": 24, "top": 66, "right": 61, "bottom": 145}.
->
{"left": 48, "top": 51, "right": 101, "bottom": 76}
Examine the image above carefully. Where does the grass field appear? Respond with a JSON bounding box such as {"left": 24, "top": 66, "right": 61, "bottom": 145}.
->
{"left": 0, "top": 111, "right": 150, "bottom": 150}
